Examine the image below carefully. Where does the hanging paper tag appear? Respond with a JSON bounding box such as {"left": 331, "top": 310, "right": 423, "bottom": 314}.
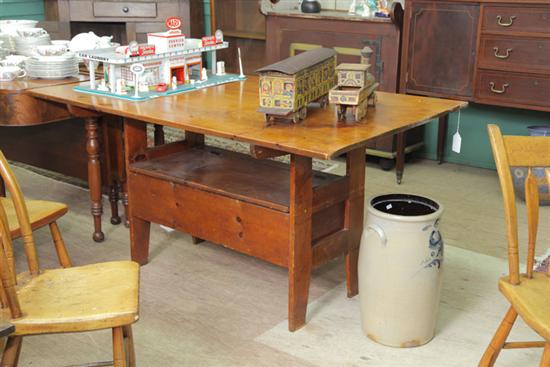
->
{"left": 452, "top": 132, "right": 462, "bottom": 153}
{"left": 452, "top": 109, "right": 462, "bottom": 154}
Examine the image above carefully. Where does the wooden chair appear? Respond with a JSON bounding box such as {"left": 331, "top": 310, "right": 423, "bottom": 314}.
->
{"left": 0, "top": 193, "right": 140, "bottom": 366}
{"left": 480, "top": 124, "right": 550, "bottom": 366}
{"left": 0, "top": 150, "right": 71, "bottom": 268}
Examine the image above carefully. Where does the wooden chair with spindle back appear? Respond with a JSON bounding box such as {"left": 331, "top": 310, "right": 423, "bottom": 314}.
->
{"left": 0, "top": 150, "right": 71, "bottom": 268}
{"left": 480, "top": 124, "right": 550, "bottom": 366}
{"left": 0, "top": 192, "right": 140, "bottom": 366}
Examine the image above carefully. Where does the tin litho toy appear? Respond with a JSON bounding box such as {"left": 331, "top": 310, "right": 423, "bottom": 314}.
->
{"left": 256, "top": 48, "right": 337, "bottom": 124}
{"left": 329, "top": 55, "right": 378, "bottom": 123}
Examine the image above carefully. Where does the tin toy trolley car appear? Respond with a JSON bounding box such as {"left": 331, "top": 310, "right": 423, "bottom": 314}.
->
{"left": 257, "top": 48, "right": 337, "bottom": 124}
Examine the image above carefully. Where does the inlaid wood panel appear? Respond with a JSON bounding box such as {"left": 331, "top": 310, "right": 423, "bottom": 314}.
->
{"left": 404, "top": 1, "right": 479, "bottom": 98}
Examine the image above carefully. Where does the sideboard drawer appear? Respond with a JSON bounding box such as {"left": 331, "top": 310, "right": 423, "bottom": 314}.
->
{"left": 478, "top": 36, "right": 550, "bottom": 74}
{"left": 93, "top": 1, "right": 157, "bottom": 18}
{"left": 476, "top": 70, "right": 550, "bottom": 108}
{"left": 482, "top": 6, "right": 550, "bottom": 34}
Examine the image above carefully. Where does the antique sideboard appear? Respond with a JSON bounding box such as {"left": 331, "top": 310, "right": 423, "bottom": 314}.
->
{"left": 400, "top": 0, "right": 550, "bottom": 112}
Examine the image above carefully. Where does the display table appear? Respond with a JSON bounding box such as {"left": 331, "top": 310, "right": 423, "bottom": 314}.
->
{"left": 30, "top": 77, "right": 466, "bottom": 331}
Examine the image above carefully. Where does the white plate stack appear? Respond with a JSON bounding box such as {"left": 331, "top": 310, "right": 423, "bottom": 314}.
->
{"left": 14, "top": 34, "right": 51, "bottom": 57}
{"left": 25, "top": 53, "right": 79, "bottom": 79}
{"left": 0, "top": 34, "right": 14, "bottom": 54}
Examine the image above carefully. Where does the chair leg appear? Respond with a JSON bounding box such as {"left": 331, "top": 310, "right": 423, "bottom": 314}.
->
{"left": 479, "top": 306, "right": 518, "bottom": 367}
{"left": 49, "top": 222, "right": 72, "bottom": 268}
{"left": 540, "top": 343, "right": 550, "bottom": 367}
{"left": 112, "top": 327, "right": 127, "bottom": 367}
{"left": 1, "top": 336, "right": 22, "bottom": 367}
{"left": 122, "top": 325, "right": 136, "bottom": 367}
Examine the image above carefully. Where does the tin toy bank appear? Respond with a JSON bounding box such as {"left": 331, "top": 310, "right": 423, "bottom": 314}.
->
{"left": 256, "top": 48, "right": 336, "bottom": 124}
{"left": 329, "top": 61, "right": 379, "bottom": 123}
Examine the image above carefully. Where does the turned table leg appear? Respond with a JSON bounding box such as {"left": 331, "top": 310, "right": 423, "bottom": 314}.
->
{"left": 288, "top": 154, "right": 313, "bottom": 332}
{"left": 85, "top": 117, "right": 105, "bottom": 242}
{"left": 103, "top": 117, "right": 122, "bottom": 225}
{"left": 437, "top": 114, "right": 449, "bottom": 164}
{"left": 345, "top": 147, "right": 366, "bottom": 298}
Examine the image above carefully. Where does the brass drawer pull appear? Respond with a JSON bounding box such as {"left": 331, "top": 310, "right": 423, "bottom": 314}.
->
{"left": 493, "top": 47, "right": 513, "bottom": 59}
{"left": 497, "top": 15, "right": 516, "bottom": 27}
{"left": 490, "top": 82, "right": 510, "bottom": 94}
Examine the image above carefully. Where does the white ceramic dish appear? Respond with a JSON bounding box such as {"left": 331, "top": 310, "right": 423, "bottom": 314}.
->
{"left": 0, "top": 20, "right": 38, "bottom": 36}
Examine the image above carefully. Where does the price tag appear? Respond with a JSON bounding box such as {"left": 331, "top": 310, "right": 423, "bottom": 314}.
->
{"left": 452, "top": 132, "right": 462, "bottom": 153}
{"left": 452, "top": 110, "right": 462, "bottom": 154}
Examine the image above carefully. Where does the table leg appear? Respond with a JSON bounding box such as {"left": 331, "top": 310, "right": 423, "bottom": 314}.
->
{"left": 437, "top": 114, "right": 449, "bottom": 164}
{"left": 154, "top": 124, "right": 165, "bottom": 146}
{"left": 85, "top": 117, "right": 105, "bottom": 242}
{"left": 103, "top": 118, "right": 122, "bottom": 226}
{"left": 288, "top": 154, "right": 313, "bottom": 332}
{"left": 345, "top": 147, "right": 366, "bottom": 298}
{"left": 124, "top": 118, "right": 151, "bottom": 265}
{"left": 395, "top": 131, "right": 406, "bottom": 185}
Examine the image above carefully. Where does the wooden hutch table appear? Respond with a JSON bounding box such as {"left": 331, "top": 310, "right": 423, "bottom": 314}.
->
{"left": 30, "top": 77, "right": 465, "bottom": 331}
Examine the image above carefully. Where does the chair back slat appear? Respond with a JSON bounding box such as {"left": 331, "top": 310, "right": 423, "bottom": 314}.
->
{"left": 0, "top": 200, "right": 22, "bottom": 318}
{"left": 488, "top": 124, "right": 550, "bottom": 285}
{"left": 0, "top": 151, "right": 40, "bottom": 276}
{"left": 525, "top": 168, "right": 539, "bottom": 279}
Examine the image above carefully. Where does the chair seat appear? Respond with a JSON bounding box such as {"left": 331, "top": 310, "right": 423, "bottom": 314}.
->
{"left": 0, "top": 197, "right": 68, "bottom": 238}
{"left": 7, "top": 261, "right": 139, "bottom": 336}
{"left": 499, "top": 272, "right": 550, "bottom": 341}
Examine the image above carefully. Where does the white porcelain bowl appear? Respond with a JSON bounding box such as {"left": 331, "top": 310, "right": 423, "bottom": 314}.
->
{"left": 0, "top": 20, "right": 38, "bottom": 36}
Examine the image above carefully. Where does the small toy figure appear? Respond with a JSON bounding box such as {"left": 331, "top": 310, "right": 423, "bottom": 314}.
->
{"left": 116, "top": 79, "right": 127, "bottom": 95}
{"left": 201, "top": 68, "right": 208, "bottom": 81}
{"left": 375, "top": 0, "right": 390, "bottom": 17}
{"left": 172, "top": 76, "right": 178, "bottom": 90}
{"left": 97, "top": 79, "right": 109, "bottom": 92}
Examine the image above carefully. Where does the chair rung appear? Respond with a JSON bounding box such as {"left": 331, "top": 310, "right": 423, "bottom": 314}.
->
{"left": 503, "top": 341, "right": 546, "bottom": 349}
{"left": 63, "top": 361, "right": 113, "bottom": 367}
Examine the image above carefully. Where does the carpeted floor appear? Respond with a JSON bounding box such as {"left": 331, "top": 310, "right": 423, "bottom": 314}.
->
{"left": 6, "top": 157, "right": 550, "bottom": 366}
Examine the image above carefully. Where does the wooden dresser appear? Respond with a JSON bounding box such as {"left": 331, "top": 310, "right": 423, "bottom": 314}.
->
{"left": 401, "top": 0, "right": 550, "bottom": 112}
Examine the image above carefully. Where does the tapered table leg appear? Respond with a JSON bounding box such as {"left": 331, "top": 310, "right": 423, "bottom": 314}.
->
{"left": 395, "top": 131, "right": 406, "bottom": 184}
{"left": 437, "top": 114, "right": 449, "bottom": 164}
{"left": 345, "top": 147, "right": 366, "bottom": 298}
{"left": 124, "top": 118, "right": 150, "bottom": 264}
{"left": 288, "top": 154, "right": 313, "bottom": 332}
{"left": 85, "top": 116, "right": 105, "bottom": 242}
